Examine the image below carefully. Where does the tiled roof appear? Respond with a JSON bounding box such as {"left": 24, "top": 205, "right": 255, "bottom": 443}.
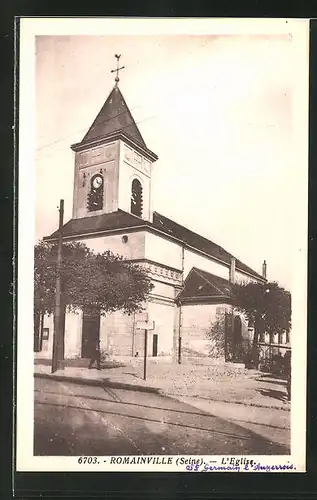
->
{"left": 45, "top": 210, "right": 146, "bottom": 239}
{"left": 80, "top": 85, "right": 146, "bottom": 148}
{"left": 44, "top": 209, "right": 264, "bottom": 281}
{"left": 177, "top": 267, "right": 233, "bottom": 302}
{"left": 152, "top": 212, "right": 264, "bottom": 280}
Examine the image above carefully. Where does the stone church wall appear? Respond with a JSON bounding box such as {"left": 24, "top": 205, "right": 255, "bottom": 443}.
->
{"left": 74, "top": 158, "right": 118, "bottom": 219}
{"left": 118, "top": 154, "right": 151, "bottom": 221}
{"left": 36, "top": 314, "right": 54, "bottom": 359}
{"left": 99, "top": 301, "right": 174, "bottom": 359}
{"left": 81, "top": 231, "right": 146, "bottom": 260}
{"left": 100, "top": 310, "right": 135, "bottom": 357}
{"left": 180, "top": 304, "right": 228, "bottom": 358}
{"left": 180, "top": 304, "right": 251, "bottom": 362}
{"left": 145, "top": 233, "right": 182, "bottom": 271}
{"left": 147, "top": 301, "right": 175, "bottom": 357}
{"left": 150, "top": 280, "right": 176, "bottom": 301}
{"left": 37, "top": 303, "right": 251, "bottom": 362}
{"left": 64, "top": 311, "right": 83, "bottom": 358}
{"left": 73, "top": 141, "right": 121, "bottom": 218}
{"left": 183, "top": 249, "right": 229, "bottom": 281}
{"left": 38, "top": 311, "right": 83, "bottom": 359}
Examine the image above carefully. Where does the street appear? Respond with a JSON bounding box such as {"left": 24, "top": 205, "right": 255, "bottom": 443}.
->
{"left": 34, "top": 378, "right": 289, "bottom": 456}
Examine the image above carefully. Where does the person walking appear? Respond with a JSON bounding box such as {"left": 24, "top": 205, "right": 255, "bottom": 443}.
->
{"left": 88, "top": 338, "right": 101, "bottom": 370}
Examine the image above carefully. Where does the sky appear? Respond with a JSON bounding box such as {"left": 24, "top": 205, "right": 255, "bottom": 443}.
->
{"left": 34, "top": 32, "right": 306, "bottom": 291}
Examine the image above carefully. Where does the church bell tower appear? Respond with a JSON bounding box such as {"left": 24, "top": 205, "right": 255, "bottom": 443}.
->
{"left": 71, "top": 55, "right": 158, "bottom": 222}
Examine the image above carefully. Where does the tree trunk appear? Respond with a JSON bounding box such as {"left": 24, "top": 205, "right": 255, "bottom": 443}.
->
{"left": 34, "top": 310, "right": 41, "bottom": 352}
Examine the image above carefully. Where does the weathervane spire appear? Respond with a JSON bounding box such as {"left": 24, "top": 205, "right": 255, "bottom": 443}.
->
{"left": 111, "top": 54, "right": 125, "bottom": 86}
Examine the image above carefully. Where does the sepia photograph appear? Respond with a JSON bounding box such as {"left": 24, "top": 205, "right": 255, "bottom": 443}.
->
{"left": 17, "top": 18, "right": 308, "bottom": 472}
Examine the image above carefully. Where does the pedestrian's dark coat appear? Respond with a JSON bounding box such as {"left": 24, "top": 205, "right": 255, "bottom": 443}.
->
{"left": 88, "top": 338, "right": 101, "bottom": 369}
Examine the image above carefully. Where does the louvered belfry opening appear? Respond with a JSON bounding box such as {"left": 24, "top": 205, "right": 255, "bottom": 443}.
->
{"left": 131, "top": 178, "right": 143, "bottom": 217}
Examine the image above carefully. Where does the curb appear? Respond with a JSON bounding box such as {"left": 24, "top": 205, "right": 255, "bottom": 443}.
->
{"left": 169, "top": 395, "right": 290, "bottom": 432}
{"left": 34, "top": 372, "right": 290, "bottom": 411}
{"left": 191, "top": 395, "right": 291, "bottom": 412}
{"left": 159, "top": 391, "right": 291, "bottom": 412}
{"left": 34, "top": 371, "right": 160, "bottom": 394}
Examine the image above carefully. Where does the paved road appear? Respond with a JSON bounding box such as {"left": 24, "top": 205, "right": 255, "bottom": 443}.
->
{"left": 34, "top": 378, "right": 289, "bottom": 456}
{"left": 180, "top": 397, "right": 290, "bottom": 449}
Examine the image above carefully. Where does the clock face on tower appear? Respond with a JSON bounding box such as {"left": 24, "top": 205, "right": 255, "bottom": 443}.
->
{"left": 92, "top": 174, "right": 103, "bottom": 189}
{"left": 87, "top": 174, "right": 104, "bottom": 212}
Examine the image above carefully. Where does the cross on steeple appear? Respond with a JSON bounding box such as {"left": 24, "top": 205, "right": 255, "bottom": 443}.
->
{"left": 111, "top": 54, "right": 125, "bottom": 85}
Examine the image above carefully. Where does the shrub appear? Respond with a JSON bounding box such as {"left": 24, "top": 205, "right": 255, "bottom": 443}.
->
{"left": 205, "top": 312, "right": 226, "bottom": 359}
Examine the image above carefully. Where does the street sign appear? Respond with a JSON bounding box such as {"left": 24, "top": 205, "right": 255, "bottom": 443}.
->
{"left": 136, "top": 320, "right": 155, "bottom": 331}
{"left": 135, "top": 318, "right": 155, "bottom": 381}
{"left": 136, "top": 312, "right": 148, "bottom": 322}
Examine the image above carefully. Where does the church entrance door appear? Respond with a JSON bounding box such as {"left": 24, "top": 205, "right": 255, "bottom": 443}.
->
{"left": 81, "top": 312, "right": 100, "bottom": 359}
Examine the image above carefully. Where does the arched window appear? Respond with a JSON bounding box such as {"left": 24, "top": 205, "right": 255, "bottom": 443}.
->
{"left": 130, "top": 178, "right": 143, "bottom": 217}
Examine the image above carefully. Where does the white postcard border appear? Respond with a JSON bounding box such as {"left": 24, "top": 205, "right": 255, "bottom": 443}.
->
{"left": 16, "top": 17, "right": 309, "bottom": 473}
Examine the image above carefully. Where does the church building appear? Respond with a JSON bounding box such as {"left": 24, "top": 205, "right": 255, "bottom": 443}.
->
{"left": 38, "top": 59, "right": 268, "bottom": 363}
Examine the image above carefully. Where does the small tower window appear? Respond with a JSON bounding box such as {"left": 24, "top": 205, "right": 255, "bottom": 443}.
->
{"left": 87, "top": 173, "right": 104, "bottom": 212}
{"left": 131, "top": 178, "right": 143, "bottom": 217}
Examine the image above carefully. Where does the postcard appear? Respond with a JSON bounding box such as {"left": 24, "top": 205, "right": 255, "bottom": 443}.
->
{"left": 16, "top": 17, "right": 309, "bottom": 473}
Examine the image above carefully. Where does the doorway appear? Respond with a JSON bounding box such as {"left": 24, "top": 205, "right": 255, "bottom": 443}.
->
{"left": 152, "top": 334, "right": 158, "bottom": 357}
{"left": 81, "top": 312, "right": 100, "bottom": 358}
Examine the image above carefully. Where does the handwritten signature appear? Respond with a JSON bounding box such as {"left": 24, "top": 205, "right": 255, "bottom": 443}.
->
{"left": 186, "top": 460, "right": 296, "bottom": 472}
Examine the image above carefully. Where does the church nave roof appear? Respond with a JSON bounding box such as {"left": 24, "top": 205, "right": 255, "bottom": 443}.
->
{"left": 45, "top": 209, "right": 264, "bottom": 282}
{"left": 151, "top": 212, "right": 264, "bottom": 281}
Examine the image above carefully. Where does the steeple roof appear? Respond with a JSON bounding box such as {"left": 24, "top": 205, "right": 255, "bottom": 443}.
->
{"left": 80, "top": 85, "right": 147, "bottom": 148}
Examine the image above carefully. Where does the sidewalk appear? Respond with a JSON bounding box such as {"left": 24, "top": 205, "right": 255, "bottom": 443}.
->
{"left": 34, "top": 362, "right": 158, "bottom": 393}
{"left": 34, "top": 358, "right": 290, "bottom": 412}
{"left": 176, "top": 395, "right": 290, "bottom": 448}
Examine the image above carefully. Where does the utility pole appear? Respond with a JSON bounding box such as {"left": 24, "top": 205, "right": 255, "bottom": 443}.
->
{"left": 135, "top": 316, "right": 154, "bottom": 381}
{"left": 131, "top": 312, "right": 136, "bottom": 357}
{"left": 178, "top": 303, "right": 182, "bottom": 364}
{"left": 51, "top": 199, "right": 64, "bottom": 373}
{"left": 143, "top": 328, "right": 148, "bottom": 380}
